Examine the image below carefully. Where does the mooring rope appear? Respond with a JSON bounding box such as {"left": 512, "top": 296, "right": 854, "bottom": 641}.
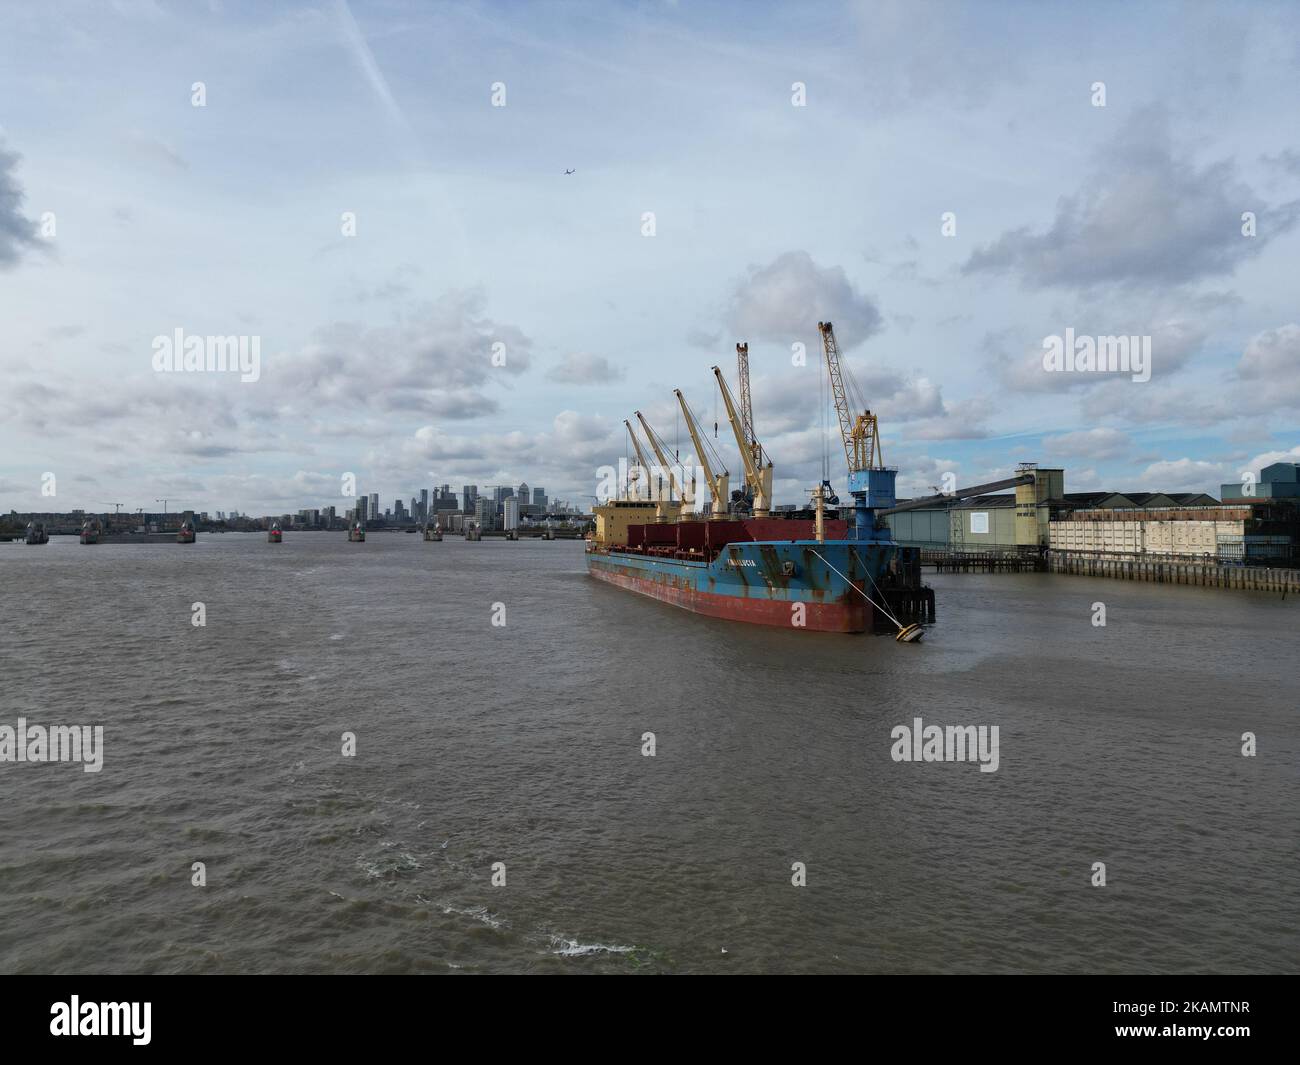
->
{"left": 809, "top": 548, "right": 906, "bottom": 631}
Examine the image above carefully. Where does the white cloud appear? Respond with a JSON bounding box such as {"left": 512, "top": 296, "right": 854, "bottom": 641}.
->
{"left": 546, "top": 352, "right": 625, "bottom": 384}
{"left": 725, "top": 252, "right": 882, "bottom": 348}
{"left": 964, "top": 107, "right": 1300, "bottom": 288}
{"left": 1044, "top": 428, "right": 1133, "bottom": 462}
{"left": 1136, "top": 457, "right": 1230, "bottom": 493}
{"left": 1238, "top": 323, "right": 1300, "bottom": 379}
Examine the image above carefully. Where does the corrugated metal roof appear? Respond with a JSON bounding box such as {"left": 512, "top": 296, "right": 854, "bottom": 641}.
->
{"left": 952, "top": 494, "right": 1017, "bottom": 509}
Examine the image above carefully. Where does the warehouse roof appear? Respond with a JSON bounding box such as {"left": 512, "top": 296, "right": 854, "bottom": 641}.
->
{"left": 1044, "top": 491, "right": 1222, "bottom": 510}
{"left": 1123, "top": 492, "right": 1180, "bottom": 507}
{"left": 953, "top": 493, "right": 1017, "bottom": 509}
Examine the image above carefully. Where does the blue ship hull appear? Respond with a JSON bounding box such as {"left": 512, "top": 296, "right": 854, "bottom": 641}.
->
{"left": 587, "top": 537, "right": 900, "bottom": 632}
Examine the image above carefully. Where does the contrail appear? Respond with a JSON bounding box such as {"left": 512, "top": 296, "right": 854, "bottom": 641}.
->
{"left": 335, "top": 0, "right": 416, "bottom": 139}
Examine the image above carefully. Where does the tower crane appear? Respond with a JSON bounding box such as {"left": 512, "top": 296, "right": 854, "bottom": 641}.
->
{"left": 634, "top": 411, "right": 691, "bottom": 521}
{"left": 673, "top": 389, "right": 729, "bottom": 519}
{"left": 817, "top": 321, "right": 894, "bottom": 540}
{"left": 712, "top": 365, "right": 773, "bottom": 517}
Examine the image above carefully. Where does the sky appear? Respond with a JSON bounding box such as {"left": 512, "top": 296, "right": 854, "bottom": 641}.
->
{"left": 1, "top": 0, "right": 1298, "bottom": 516}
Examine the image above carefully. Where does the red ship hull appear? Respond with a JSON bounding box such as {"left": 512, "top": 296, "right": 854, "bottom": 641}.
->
{"left": 588, "top": 556, "right": 868, "bottom": 632}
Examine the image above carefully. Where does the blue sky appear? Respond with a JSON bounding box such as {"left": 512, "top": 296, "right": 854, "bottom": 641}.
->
{"left": 1, "top": 0, "right": 1297, "bottom": 514}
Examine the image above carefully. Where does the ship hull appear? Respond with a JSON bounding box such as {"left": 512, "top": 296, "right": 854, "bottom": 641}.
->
{"left": 586, "top": 538, "right": 896, "bottom": 633}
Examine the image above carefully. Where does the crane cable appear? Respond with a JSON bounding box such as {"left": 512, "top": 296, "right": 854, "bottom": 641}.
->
{"left": 681, "top": 393, "right": 729, "bottom": 474}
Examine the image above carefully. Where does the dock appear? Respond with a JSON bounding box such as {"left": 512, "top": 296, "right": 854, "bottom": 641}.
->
{"left": 923, "top": 550, "right": 1046, "bottom": 573}
{"left": 1049, "top": 553, "right": 1300, "bottom": 593}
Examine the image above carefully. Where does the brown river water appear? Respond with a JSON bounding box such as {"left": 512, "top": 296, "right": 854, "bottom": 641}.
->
{"left": 1, "top": 533, "right": 1296, "bottom": 973}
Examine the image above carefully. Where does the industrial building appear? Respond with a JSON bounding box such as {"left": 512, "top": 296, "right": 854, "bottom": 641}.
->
{"left": 1221, "top": 461, "right": 1300, "bottom": 500}
{"left": 886, "top": 463, "right": 1297, "bottom": 565}
{"left": 886, "top": 465, "right": 1065, "bottom": 553}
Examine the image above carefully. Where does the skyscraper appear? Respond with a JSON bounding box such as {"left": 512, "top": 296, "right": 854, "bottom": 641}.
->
{"left": 369, "top": 493, "right": 379, "bottom": 523}
{"left": 420, "top": 488, "right": 429, "bottom": 521}
{"left": 503, "top": 496, "right": 519, "bottom": 530}
{"left": 533, "top": 487, "right": 547, "bottom": 510}
{"left": 358, "top": 496, "right": 369, "bottom": 522}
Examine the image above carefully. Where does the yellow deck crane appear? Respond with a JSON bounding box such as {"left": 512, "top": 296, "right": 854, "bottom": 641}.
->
{"left": 623, "top": 419, "right": 655, "bottom": 501}
{"left": 712, "top": 362, "right": 773, "bottom": 517}
{"left": 673, "top": 389, "right": 730, "bottom": 520}
{"left": 817, "top": 321, "right": 922, "bottom": 642}
{"left": 819, "top": 321, "right": 885, "bottom": 476}
{"left": 634, "top": 410, "right": 692, "bottom": 522}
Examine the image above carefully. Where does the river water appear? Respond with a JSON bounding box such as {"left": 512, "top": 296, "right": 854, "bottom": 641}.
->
{"left": 1, "top": 533, "right": 1295, "bottom": 973}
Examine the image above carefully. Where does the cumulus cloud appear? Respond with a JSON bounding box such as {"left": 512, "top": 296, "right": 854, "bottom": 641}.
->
{"left": 1136, "top": 457, "right": 1229, "bottom": 493}
{"left": 964, "top": 107, "right": 1300, "bottom": 288}
{"left": 397, "top": 410, "right": 622, "bottom": 496}
{"left": 892, "top": 454, "right": 966, "bottom": 498}
{"left": 725, "top": 252, "right": 882, "bottom": 348}
{"left": 1233, "top": 324, "right": 1300, "bottom": 410}
{"left": 546, "top": 352, "right": 625, "bottom": 384}
{"left": 1244, "top": 445, "right": 1300, "bottom": 472}
{"left": 276, "top": 288, "right": 531, "bottom": 418}
{"left": 1044, "top": 427, "right": 1134, "bottom": 462}
{"left": 1079, "top": 378, "right": 1234, "bottom": 428}
{"left": 1261, "top": 148, "right": 1300, "bottom": 176}
{"left": 0, "top": 287, "right": 536, "bottom": 508}
{"left": 994, "top": 318, "right": 1207, "bottom": 393}
{"left": 906, "top": 396, "right": 994, "bottom": 441}
{"left": 1238, "top": 323, "right": 1300, "bottom": 379}
{"left": 0, "top": 143, "right": 40, "bottom": 267}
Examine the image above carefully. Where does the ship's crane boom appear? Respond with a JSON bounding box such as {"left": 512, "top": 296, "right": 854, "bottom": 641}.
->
{"left": 818, "top": 321, "right": 883, "bottom": 474}
{"left": 673, "top": 389, "right": 729, "bottom": 518}
{"left": 735, "top": 343, "right": 757, "bottom": 484}
{"left": 623, "top": 419, "right": 654, "bottom": 499}
{"left": 712, "top": 365, "right": 773, "bottom": 517}
{"left": 634, "top": 410, "right": 691, "bottom": 513}
{"left": 816, "top": 320, "right": 895, "bottom": 538}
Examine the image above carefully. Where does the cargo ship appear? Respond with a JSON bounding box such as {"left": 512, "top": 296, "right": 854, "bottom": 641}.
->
{"left": 586, "top": 323, "right": 933, "bottom": 637}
